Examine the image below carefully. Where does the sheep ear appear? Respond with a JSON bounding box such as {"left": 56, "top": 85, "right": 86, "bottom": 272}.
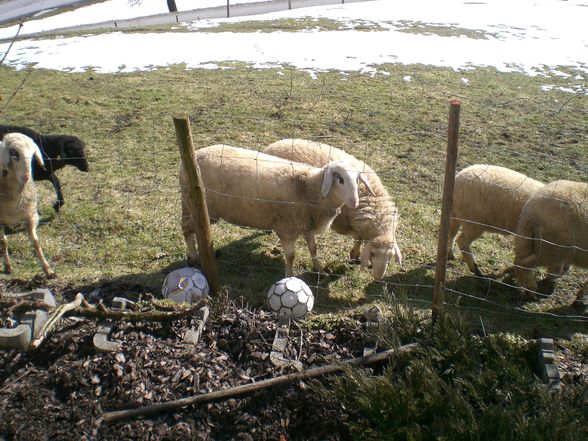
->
{"left": 34, "top": 147, "right": 46, "bottom": 170}
{"left": 360, "top": 242, "right": 371, "bottom": 270}
{"left": 321, "top": 165, "right": 334, "bottom": 198}
{"left": 359, "top": 172, "right": 375, "bottom": 196}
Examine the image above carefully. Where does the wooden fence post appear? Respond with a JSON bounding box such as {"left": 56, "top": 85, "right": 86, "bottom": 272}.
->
{"left": 173, "top": 116, "right": 220, "bottom": 296}
{"left": 432, "top": 99, "right": 461, "bottom": 322}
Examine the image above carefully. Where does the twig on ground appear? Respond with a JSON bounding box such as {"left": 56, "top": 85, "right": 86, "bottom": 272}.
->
{"left": 29, "top": 293, "right": 84, "bottom": 350}
{"left": 73, "top": 298, "right": 208, "bottom": 323}
{"left": 0, "top": 299, "right": 55, "bottom": 316}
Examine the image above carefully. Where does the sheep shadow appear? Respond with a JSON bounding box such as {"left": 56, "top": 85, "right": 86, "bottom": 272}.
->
{"left": 65, "top": 230, "right": 287, "bottom": 307}
{"left": 437, "top": 269, "right": 588, "bottom": 337}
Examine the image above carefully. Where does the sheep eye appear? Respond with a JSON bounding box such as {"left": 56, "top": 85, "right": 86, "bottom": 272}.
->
{"left": 8, "top": 148, "right": 19, "bottom": 161}
{"left": 333, "top": 172, "right": 344, "bottom": 185}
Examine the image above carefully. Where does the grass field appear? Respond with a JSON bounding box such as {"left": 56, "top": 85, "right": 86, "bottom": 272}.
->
{"left": 0, "top": 32, "right": 587, "bottom": 339}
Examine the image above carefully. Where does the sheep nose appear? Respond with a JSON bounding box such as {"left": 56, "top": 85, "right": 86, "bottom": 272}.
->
{"left": 347, "top": 198, "right": 359, "bottom": 209}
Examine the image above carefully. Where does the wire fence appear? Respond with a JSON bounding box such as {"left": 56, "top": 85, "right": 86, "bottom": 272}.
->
{"left": 1, "top": 14, "right": 587, "bottom": 331}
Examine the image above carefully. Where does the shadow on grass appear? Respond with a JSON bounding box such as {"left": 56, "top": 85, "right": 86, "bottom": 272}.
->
{"left": 65, "top": 230, "right": 287, "bottom": 306}
{"left": 441, "top": 272, "right": 588, "bottom": 338}
{"left": 371, "top": 264, "right": 437, "bottom": 312}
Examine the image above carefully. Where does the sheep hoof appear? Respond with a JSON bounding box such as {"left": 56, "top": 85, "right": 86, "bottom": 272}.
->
{"left": 519, "top": 287, "right": 538, "bottom": 302}
{"left": 52, "top": 200, "right": 63, "bottom": 213}
{"left": 472, "top": 266, "right": 485, "bottom": 278}
{"left": 45, "top": 270, "right": 56, "bottom": 279}
{"left": 186, "top": 256, "right": 200, "bottom": 267}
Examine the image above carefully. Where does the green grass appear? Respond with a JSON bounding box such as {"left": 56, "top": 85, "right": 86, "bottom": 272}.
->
{"left": 0, "top": 55, "right": 587, "bottom": 337}
{"left": 321, "top": 314, "right": 588, "bottom": 440}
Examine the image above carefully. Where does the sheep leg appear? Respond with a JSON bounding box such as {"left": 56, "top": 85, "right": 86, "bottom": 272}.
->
{"left": 514, "top": 253, "right": 539, "bottom": 298}
{"left": 49, "top": 173, "right": 64, "bottom": 212}
{"left": 513, "top": 221, "right": 542, "bottom": 298}
{"left": 456, "top": 225, "right": 484, "bottom": 276}
{"left": 279, "top": 237, "right": 296, "bottom": 277}
{"left": 349, "top": 239, "right": 362, "bottom": 261}
{"left": 574, "top": 279, "right": 588, "bottom": 309}
{"left": 26, "top": 221, "right": 55, "bottom": 278}
{"left": 181, "top": 198, "right": 199, "bottom": 266}
{"left": 303, "top": 234, "right": 322, "bottom": 273}
{"left": 546, "top": 262, "right": 570, "bottom": 280}
{"left": 0, "top": 226, "right": 12, "bottom": 274}
{"left": 447, "top": 219, "right": 460, "bottom": 261}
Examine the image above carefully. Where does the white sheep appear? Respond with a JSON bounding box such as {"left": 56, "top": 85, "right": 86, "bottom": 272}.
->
{"left": 180, "top": 144, "right": 372, "bottom": 277}
{"left": 514, "top": 179, "right": 588, "bottom": 301}
{"left": 0, "top": 133, "right": 55, "bottom": 278}
{"left": 264, "top": 139, "right": 401, "bottom": 281}
{"left": 448, "top": 164, "right": 544, "bottom": 276}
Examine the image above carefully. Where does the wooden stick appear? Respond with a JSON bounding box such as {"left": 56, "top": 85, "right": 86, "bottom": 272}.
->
{"left": 173, "top": 116, "right": 220, "bottom": 296}
{"left": 29, "top": 293, "right": 84, "bottom": 350}
{"left": 0, "top": 299, "right": 55, "bottom": 315}
{"left": 101, "top": 341, "right": 424, "bottom": 423}
{"left": 432, "top": 100, "right": 461, "bottom": 323}
{"left": 72, "top": 298, "right": 208, "bottom": 322}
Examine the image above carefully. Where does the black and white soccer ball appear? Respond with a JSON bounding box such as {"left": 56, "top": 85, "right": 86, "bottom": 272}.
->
{"left": 267, "top": 277, "right": 314, "bottom": 319}
{"left": 162, "top": 267, "right": 209, "bottom": 304}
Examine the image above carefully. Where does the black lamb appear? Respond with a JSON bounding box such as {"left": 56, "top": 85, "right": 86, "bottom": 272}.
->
{"left": 0, "top": 124, "right": 89, "bottom": 212}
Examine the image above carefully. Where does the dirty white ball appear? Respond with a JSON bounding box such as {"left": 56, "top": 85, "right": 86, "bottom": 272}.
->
{"left": 267, "top": 277, "right": 314, "bottom": 319}
{"left": 162, "top": 267, "right": 209, "bottom": 303}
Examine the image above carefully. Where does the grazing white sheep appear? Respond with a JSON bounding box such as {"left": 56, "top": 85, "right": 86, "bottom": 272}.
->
{"left": 0, "top": 133, "right": 55, "bottom": 278}
{"left": 514, "top": 180, "right": 588, "bottom": 301}
{"left": 448, "top": 164, "right": 544, "bottom": 276}
{"left": 180, "top": 144, "right": 372, "bottom": 277}
{"left": 264, "top": 139, "right": 401, "bottom": 281}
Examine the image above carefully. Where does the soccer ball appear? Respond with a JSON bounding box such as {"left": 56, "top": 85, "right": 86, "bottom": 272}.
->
{"left": 162, "top": 267, "right": 209, "bottom": 304}
{"left": 267, "top": 277, "right": 314, "bottom": 319}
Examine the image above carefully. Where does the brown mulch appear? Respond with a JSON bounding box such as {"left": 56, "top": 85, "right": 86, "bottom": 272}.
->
{"left": 0, "top": 294, "right": 366, "bottom": 441}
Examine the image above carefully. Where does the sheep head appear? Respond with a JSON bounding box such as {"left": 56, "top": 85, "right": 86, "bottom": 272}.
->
{"left": 60, "top": 136, "right": 89, "bottom": 172}
{"left": 0, "top": 133, "right": 45, "bottom": 189}
{"left": 361, "top": 237, "right": 403, "bottom": 281}
{"left": 321, "top": 160, "right": 373, "bottom": 209}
